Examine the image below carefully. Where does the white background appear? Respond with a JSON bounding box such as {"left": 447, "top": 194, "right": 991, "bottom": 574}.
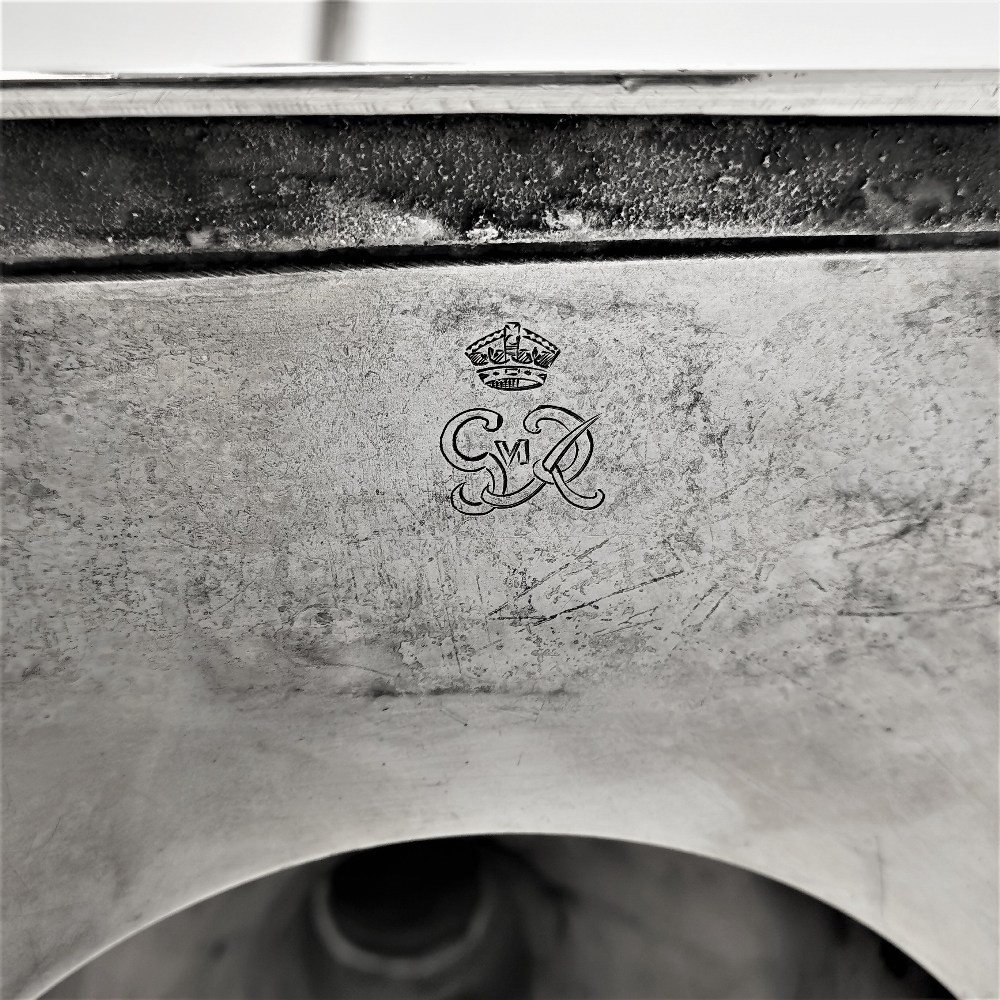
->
{"left": 2, "top": 0, "right": 998, "bottom": 74}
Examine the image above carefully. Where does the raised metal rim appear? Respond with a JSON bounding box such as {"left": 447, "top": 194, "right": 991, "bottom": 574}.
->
{"left": 1, "top": 68, "right": 996, "bottom": 119}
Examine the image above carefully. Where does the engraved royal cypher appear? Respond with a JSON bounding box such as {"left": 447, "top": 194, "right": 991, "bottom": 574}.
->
{"left": 440, "top": 322, "right": 605, "bottom": 515}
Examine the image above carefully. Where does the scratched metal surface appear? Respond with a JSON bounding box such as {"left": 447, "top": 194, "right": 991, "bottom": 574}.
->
{"left": 2, "top": 116, "right": 998, "bottom": 266}
{"left": 2, "top": 252, "right": 998, "bottom": 998}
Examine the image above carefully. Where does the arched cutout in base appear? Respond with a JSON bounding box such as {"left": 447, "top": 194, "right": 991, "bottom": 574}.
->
{"left": 45, "top": 835, "right": 953, "bottom": 1000}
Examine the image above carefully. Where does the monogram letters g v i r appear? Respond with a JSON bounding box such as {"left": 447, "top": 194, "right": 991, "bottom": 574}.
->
{"left": 440, "top": 323, "right": 605, "bottom": 516}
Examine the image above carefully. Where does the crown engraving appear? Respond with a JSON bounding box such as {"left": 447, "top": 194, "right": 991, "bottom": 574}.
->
{"left": 465, "top": 322, "right": 561, "bottom": 392}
